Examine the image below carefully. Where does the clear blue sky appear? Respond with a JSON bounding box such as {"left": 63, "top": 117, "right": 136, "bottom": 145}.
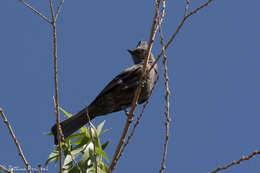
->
{"left": 1, "top": 0, "right": 260, "bottom": 173}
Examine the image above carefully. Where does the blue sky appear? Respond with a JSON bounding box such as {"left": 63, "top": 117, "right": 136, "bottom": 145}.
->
{"left": 1, "top": 0, "right": 260, "bottom": 173}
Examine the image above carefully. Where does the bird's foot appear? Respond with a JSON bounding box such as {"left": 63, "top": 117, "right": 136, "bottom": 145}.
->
{"left": 124, "top": 109, "right": 134, "bottom": 123}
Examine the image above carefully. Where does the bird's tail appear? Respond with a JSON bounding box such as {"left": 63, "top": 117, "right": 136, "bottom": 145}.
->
{"left": 51, "top": 108, "right": 90, "bottom": 145}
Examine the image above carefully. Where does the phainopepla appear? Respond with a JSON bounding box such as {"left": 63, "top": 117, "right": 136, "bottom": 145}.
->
{"left": 51, "top": 41, "right": 158, "bottom": 144}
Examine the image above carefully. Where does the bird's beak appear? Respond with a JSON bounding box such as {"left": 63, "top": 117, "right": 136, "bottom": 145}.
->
{"left": 128, "top": 49, "right": 134, "bottom": 54}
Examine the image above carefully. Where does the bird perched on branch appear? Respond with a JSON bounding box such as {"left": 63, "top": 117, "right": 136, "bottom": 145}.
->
{"left": 51, "top": 41, "right": 158, "bottom": 144}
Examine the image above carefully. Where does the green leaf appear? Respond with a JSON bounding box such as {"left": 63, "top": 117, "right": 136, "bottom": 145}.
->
{"left": 100, "top": 128, "right": 111, "bottom": 136}
{"left": 96, "top": 120, "right": 105, "bottom": 136}
{"left": 98, "top": 160, "right": 108, "bottom": 172}
{"left": 77, "top": 149, "right": 91, "bottom": 171}
{"left": 67, "top": 132, "right": 87, "bottom": 145}
{"left": 67, "top": 132, "right": 85, "bottom": 140}
{"left": 72, "top": 135, "right": 91, "bottom": 147}
{"left": 94, "top": 136, "right": 102, "bottom": 149}
{"left": 59, "top": 106, "right": 72, "bottom": 118}
{"left": 89, "top": 149, "right": 97, "bottom": 166}
{"left": 46, "top": 116, "right": 109, "bottom": 173}
{"left": 44, "top": 131, "right": 53, "bottom": 136}
{"left": 96, "top": 147, "right": 109, "bottom": 162}
{"left": 101, "top": 140, "right": 110, "bottom": 150}
{"left": 67, "top": 166, "right": 82, "bottom": 173}
{"left": 70, "top": 146, "right": 84, "bottom": 158}
{"left": 63, "top": 154, "right": 73, "bottom": 167}
{"left": 88, "top": 124, "right": 97, "bottom": 137}
{"left": 80, "top": 126, "right": 87, "bottom": 133}
{"left": 45, "top": 150, "right": 59, "bottom": 166}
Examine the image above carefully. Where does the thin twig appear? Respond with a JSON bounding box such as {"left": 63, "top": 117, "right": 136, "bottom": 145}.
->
{"left": 0, "top": 109, "right": 31, "bottom": 173}
{"left": 65, "top": 144, "right": 83, "bottom": 173}
{"left": 184, "top": 0, "right": 191, "bottom": 17}
{"left": 49, "top": 0, "right": 63, "bottom": 171}
{"left": 117, "top": 0, "right": 164, "bottom": 164}
{"left": 211, "top": 150, "right": 260, "bottom": 173}
{"left": 85, "top": 108, "right": 98, "bottom": 173}
{"left": 186, "top": 0, "right": 213, "bottom": 18}
{"left": 55, "top": 0, "right": 65, "bottom": 20}
{"left": 18, "top": 0, "right": 51, "bottom": 24}
{"left": 158, "top": 22, "right": 171, "bottom": 173}
{"left": 154, "top": 0, "right": 166, "bottom": 37}
{"left": 38, "top": 164, "right": 41, "bottom": 173}
{"left": 49, "top": 0, "right": 55, "bottom": 22}
{"left": 149, "top": 0, "right": 215, "bottom": 73}
{"left": 158, "top": 2, "right": 169, "bottom": 173}
{"left": 0, "top": 165, "right": 13, "bottom": 173}
{"left": 18, "top": 0, "right": 65, "bottom": 172}
{"left": 118, "top": 74, "right": 159, "bottom": 160}
{"left": 89, "top": 126, "right": 98, "bottom": 173}
{"left": 52, "top": 98, "right": 63, "bottom": 173}
{"left": 53, "top": 105, "right": 81, "bottom": 172}
{"left": 108, "top": 1, "right": 162, "bottom": 172}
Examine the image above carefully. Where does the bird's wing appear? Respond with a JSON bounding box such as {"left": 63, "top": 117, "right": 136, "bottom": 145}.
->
{"left": 94, "top": 64, "right": 142, "bottom": 99}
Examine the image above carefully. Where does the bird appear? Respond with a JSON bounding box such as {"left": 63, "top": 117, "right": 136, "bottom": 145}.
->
{"left": 51, "top": 41, "right": 158, "bottom": 144}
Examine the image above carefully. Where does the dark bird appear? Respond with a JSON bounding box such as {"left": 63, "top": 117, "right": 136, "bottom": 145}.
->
{"left": 51, "top": 41, "right": 158, "bottom": 144}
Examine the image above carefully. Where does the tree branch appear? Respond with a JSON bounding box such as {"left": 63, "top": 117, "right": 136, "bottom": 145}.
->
{"left": 108, "top": 1, "right": 163, "bottom": 172}
{"left": 211, "top": 150, "right": 260, "bottom": 173}
{"left": 0, "top": 109, "right": 31, "bottom": 173}
{"left": 149, "top": 0, "right": 215, "bottom": 73}
{"left": 158, "top": 23, "right": 171, "bottom": 173}
{"left": 38, "top": 164, "right": 41, "bottom": 173}
{"left": 184, "top": 0, "right": 191, "bottom": 17}
{"left": 49, "top": 0, "right": 63, "bottom": 171}
{"left": 117, "top": 74, "right": 160, "bottom": 162}
{"left": 55, "top": 0, "right": 65, "bottom": 20}
{"left": 0, "top": 165, "right": 13, "bottom": 173}
{"left": 18, "top": 0, "right": 51, "bottom": 24}
{"left": 65, "top": 144, "right": 83, "bottom": 173}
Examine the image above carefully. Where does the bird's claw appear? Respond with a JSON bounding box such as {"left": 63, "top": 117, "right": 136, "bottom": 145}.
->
{"left": 124, "top": 109, "right": 134, "bottom": 123}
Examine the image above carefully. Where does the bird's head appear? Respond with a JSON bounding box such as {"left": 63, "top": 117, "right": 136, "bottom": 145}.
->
{"left": 128, "top": 41, "right": 155, "bottom": 65}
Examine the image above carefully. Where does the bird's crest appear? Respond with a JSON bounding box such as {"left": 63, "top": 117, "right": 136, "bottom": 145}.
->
{"left": 136, "top": 41, "right": 148, "bottom": 50}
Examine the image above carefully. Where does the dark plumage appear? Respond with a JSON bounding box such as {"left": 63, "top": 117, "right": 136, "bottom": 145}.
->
{"left": 51, "top": 41, "right": 157, "bottom": 144}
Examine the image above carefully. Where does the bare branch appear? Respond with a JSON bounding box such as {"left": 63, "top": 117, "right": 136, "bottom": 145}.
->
{"left": 49, "top": 0, "right": 55, "bottom": 22}
{"left": 38, "top": 164, "right": 41, "bottom": 173}
{"left": 154, "top": 0, "right": 166, "bottom": 36}
{"left": 116, "top": 0, "right": 164, "bottom": 167}
{"left": 211, "top": 150, "right": 260, "bottom": 173}
{"left": 55, "top": 0, "right": 65, "bottom": 20}
{"left": 0, "top": 109, "right": 31, "bottom": 173}
{"left": 158, "top": 23, "right": 171, "bottom": 173}
{"left": 0, "top": 165, "right": 13, "bottom": 173}
{"left": 184, "top": 0, "right": 191, "bottom": 17}
{"left": 186, "top": 0, "right": 213, "bottom": 18}
{"left": 53, "top": 106, "right": 81, "bottom": 173}
{"left": 108, "top": 1, "right": 163, "bottom": 172}
{"left": 64, "top": 144, "right": 83, "bottom": 173}
{"left": 19, "top": 0, "right": 51, "bottom": 24}
{"left": 52, "top": 97, "right": 63, "bottom": 173}
{"left": 117, "top": 74, "right": 159, "bottom": 161}
{"left": 48, "top": 0, "right": 63, "bottom": 171}
{"left": 149, "top": 0, "right": 215, "bottom": 73}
